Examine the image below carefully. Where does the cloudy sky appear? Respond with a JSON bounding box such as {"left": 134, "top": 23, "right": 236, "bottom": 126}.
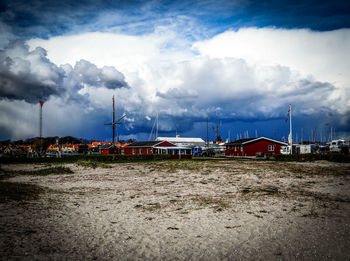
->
{"left": 0, "top": 0, "right": 349, "bottom": 142}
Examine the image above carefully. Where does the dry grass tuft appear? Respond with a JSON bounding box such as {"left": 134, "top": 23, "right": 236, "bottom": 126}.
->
{"left": 192, "top": 195, "right": 230, "bottom": 210}
{"left": 241, "top": 185, "right": 279, "bottom": 195}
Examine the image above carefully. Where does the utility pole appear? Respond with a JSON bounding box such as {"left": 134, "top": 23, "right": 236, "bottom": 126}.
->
{"left": 104, "top": 96, "right": 126, "bottom": 146}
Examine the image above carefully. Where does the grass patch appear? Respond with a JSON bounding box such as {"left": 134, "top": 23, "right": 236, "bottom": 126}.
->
{"left": 152, "top": 161, "right": 205, "bottom": 173}
{"left": 0, "top": 182, "right": 45, "bottom": 202}
{"left": 0, "top": 166, "right": 73, "bottom": 180}
{"left": 76, "top": 160, "right": 111, "bottom": 169}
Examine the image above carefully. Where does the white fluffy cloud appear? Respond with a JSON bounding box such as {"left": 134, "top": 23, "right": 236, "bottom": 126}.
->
{"left": 3, "top": 26, "right": 348, "bottom": 139}
{"left": 193, "top": 27, "right": 350, "bottom": 112}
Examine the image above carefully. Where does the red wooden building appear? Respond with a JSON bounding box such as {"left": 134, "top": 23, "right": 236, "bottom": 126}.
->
{"left": 225, "top": 137, "right": 287, "bottom": 157}
{"left": 100, "top": 144, "right": 121, "bottom": 154}
{"left": 122, "top": 141, "right": 192, "bottom": 159}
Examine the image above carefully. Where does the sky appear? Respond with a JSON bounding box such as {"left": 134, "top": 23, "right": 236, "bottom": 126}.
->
{"left": 0, "top": 0, "right": 349, "bottom": 142}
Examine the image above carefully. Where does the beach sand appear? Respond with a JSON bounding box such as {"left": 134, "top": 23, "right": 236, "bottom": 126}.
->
{"left": 1, "top": 160, "right": 350, "bottom": 260}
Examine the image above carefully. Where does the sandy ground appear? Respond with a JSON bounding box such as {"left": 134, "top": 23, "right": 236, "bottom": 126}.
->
{"left": 0, "top": 159, "right": 350, "bottom": 260}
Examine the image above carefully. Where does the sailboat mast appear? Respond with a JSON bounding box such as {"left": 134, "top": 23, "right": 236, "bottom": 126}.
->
{"left": 156, "top": 112, "right": 159, "bottom": 139}
{"left": 290, "top": 104, "right": 292, "bottom": 145}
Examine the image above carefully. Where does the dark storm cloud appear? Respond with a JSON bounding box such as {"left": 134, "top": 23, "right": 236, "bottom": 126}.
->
{"left": 0, "top": 40, "right": 128, "bottom": 103}
{"left": 0, "top": 40, "right": 65, "bottom": 103}
{"left": 74, "top": 60, "right": 128, "bottom": 90}
{"left": 0, "top": 70, "right": 61, "bottom": 103}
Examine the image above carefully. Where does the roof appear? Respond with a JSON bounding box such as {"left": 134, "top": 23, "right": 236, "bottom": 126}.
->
{"left": 125, "top": 141, "right": 165, "bottom": 148}
{"left": 226, "top": 137, "right": 288, "bottom": 146}
{"left": 154, "top": 146, "right": 191, "bottom": 150}
{"left": 226, "top": 138, "right": 254, "bottom": 145}
{"left": 100, "top": 144, "right": 114, "bottom": 149}
{"left": 156, "top": 137, "right": 205, "bottom": 143}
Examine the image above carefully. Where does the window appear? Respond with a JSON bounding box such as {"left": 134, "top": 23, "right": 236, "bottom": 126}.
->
{"left": 140, "top": 148, "right": 142, "bottom": 154}
{"left": 268, "top": 145, "right": 275, "bottom": 151}
{"left": 132, "top": 148, "right": 135, "bottom": 155}
{"left": 234, "top": 146, "right": 237, "bottom": 152}
{"left": 241, "top": 146, "right": 243, "bottom": 152}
